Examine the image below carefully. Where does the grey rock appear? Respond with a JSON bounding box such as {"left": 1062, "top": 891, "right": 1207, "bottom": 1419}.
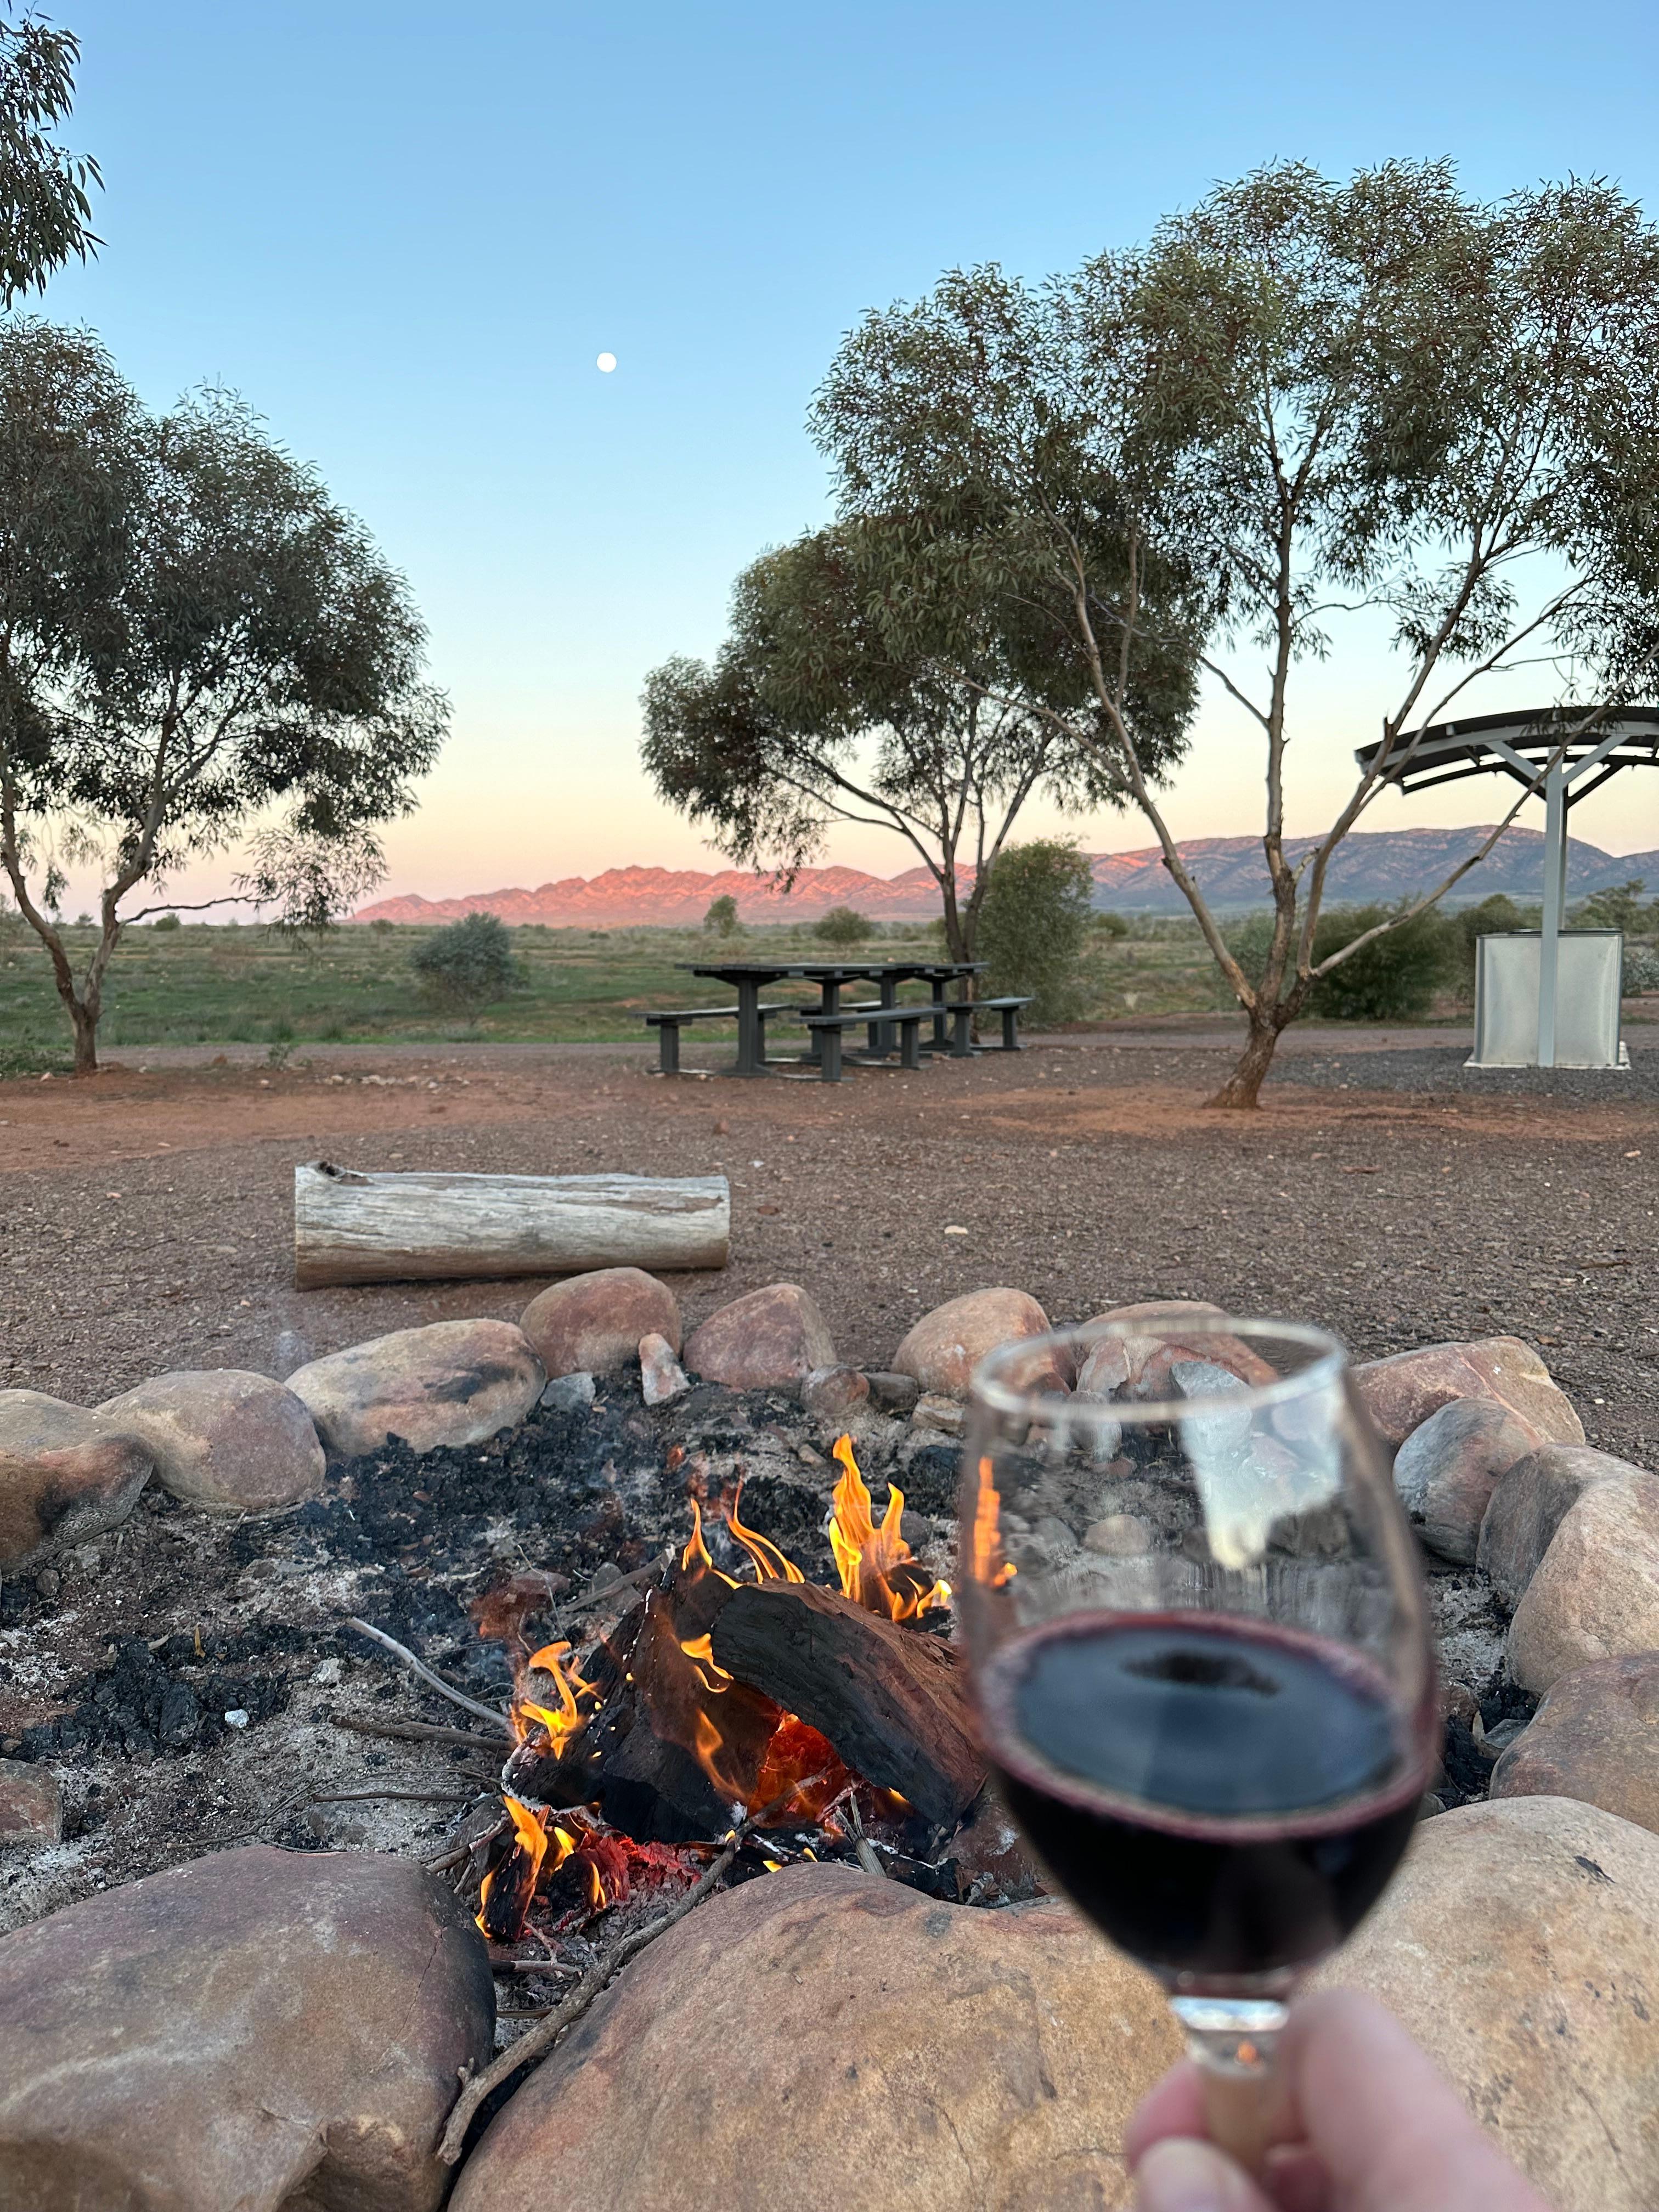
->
{"left": 1392, "top": 1396, "right": 1539, "bottom": 1565}
{"left": 1479, "top": 1444, "right": 1651, "bottom": 1607}
{"left": 539, "top": 1370, "right": 597, "bottom": 1414}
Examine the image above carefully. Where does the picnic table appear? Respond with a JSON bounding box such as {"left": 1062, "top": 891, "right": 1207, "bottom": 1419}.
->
{"left": 675, "top": 959, "right": 985, "bottom": 1076}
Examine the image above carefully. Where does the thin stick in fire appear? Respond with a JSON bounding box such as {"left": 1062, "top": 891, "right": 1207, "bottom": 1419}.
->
{"left": 341, "top": 1616, "right": 516, "bottom": 1736}
{"left": 436, "top": 1822, "right": 751, "bottom": 2164}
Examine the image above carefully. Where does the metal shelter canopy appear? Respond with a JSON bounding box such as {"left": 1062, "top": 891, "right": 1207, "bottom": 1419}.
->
{"left": 1354, "top": 707, "right": 1659, "bottom": 1066}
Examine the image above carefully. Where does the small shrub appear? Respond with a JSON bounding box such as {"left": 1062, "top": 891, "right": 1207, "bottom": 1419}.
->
{"left": 1222, "top": 904, "right": 1457, "bottom": 1021}
{"left": 1573, "top": 878, "right": 1656, "bottom": 933}
{"left": 152, "top": 911, "right": 182, "bottom": 932}
{"left": 411, "top": 912, "right": 518, "bottom": 1024}
{"left": 977, "top": 840, "right": 1094, "bottom": 1025}
{"left": 814, "top": 904, "right": 873, "bottom": 946}
{"left": 1623, "top": 945, "right": 1659, "bottom": 995}
{"left": 703, "top": 894, "right": 741, "bottom": 938}
{"left": 369, "top": 917, "right": 396, "bottom": 935}
{"left": 1091, "top": 909, "right": 1129, "bottom": 939}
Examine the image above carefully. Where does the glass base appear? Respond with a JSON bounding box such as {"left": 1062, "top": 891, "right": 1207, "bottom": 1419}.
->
{"left": 1170, "top": 1994, "right": 1289, "bottom": 2078}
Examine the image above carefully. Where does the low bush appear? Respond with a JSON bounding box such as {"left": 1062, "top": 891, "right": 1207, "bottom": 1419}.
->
{"left": 977, "top": 840, "right": 1094, "bottom": 1024}
{"left": 1222, "top": 904, "right": 1458, "bottom": 1021}
{"left": 814, "top": 904, "right": 872, "bottom": 945}
{"left": 410, "top": 912, "right": 519, "bottom": 1024}
{"left": 703, "top": 894, "right": 741, "bottom": 938}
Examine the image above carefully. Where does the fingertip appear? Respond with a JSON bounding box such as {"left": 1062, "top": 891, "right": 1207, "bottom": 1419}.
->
{"left": 1135, "top": 2137, "right": 1274, "bottom": 2211}
{"left": 1125, "top": 2059, "right": 1209, "bottom": 2169}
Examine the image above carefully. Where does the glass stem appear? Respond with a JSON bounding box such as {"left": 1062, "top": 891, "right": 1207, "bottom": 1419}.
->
{"left": 1169, "top": 1995, "right": 1289, "bottom": 2177}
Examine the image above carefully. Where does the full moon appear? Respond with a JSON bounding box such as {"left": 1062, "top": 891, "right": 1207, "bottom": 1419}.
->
{"left": 596, "top": 352, "right": 617, "bottom": 373}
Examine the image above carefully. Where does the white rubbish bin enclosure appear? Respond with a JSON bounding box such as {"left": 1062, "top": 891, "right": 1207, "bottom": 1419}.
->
{"left": 1471, "top": 931, "right": 1625, "bottom": 1069}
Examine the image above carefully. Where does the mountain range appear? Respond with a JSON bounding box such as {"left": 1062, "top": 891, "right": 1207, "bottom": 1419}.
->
{"left": 353, "top": 825, "right": 1659, "bottom": 928}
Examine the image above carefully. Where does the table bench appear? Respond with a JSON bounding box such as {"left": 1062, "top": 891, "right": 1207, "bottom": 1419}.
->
{"left": 646, "top": 1002, "right": 792, "bottom": 1075}
{"left": 801, "top": 995, "right": 1033, "bottom": 1078}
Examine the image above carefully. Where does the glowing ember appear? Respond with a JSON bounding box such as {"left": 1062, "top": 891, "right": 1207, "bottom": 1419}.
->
{"left": 478, "top": 1449, "right": 952, "bottom": 1934}
{"left": 829, "top": 1435, "right": 951, "bottom": 1620}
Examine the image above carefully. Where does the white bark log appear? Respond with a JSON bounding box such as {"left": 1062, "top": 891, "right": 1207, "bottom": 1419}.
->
{"left": 294, "top": 1162, "right": 730, "bottom": 1288}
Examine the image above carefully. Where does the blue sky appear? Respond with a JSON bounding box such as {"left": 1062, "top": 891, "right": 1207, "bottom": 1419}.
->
{"left": 43, "top": 0, "right": 1659, "bottom": 902}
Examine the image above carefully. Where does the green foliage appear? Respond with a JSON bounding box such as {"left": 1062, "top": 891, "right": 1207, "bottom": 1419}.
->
{"left": 977, "top": 841, "right": 1095, "bottom": 1024}
{"left": 809, "top": 160, "right": 1659, "bottom": 1100}
{"left": 1572, "top": 879, "right": 1657, "bottom": 934}
{"left": 641, "top": 507, "right": 1181, "bottom": 961}
{"left": 703, "top": 893, "right": 740, "bottom": 937}
{"left": 410, "top": 913, "right": 518, "bottom": 1024}
{"left": 0, "top": 6, "right": 100, "bottom": 303}
{"left": 1224, "top": 905, "right": 1457, "bottom": 1022}
{"left": 812, "top": 904, "right": 872, "bottom": 945}
{"left": 1091, "top": 909, "right": 1128, "bottom": 938}
{"left": 0, "top": 324, "right": 446, "bottom": 1065}
{"left": 150, "top": 911, "right": 180, "bottom": 932}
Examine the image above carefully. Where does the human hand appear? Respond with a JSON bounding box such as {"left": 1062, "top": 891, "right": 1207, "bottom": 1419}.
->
{"left": 1127, "top": 1989, "right": 1552, "bottom": 2212}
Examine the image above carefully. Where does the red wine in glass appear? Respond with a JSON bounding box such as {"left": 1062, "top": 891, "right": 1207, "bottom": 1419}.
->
{"left": 981, "top": 1611, "right": 1427, "bottom": 1979}
{"left": 961, "top": 1317, "right": 1438, "bottom": 2171}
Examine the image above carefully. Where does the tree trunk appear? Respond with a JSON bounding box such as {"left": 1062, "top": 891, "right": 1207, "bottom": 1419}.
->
{"left": 68, "top": 998, "right": 98, "bottom": 1075}
{"left": 1206, "top": 1011, "right": 1283, "bottom": 1110}
{"left": 293, "top": 1161, "right": 732, "bottom": 1286}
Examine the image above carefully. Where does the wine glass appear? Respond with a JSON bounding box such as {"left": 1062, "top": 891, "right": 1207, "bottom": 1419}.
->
{"left": 960, "top": 1314, "right": 1437, "bottom": 2171}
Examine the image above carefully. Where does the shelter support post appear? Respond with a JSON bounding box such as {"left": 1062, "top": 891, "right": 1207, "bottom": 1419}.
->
{"left": 1537, "top": 759, "right": 1567, "bottom": 1068}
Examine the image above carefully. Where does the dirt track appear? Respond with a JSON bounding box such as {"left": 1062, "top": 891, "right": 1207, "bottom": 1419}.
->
{"left": 3, "top": 1030, "right": 1656, "bottom": 1463}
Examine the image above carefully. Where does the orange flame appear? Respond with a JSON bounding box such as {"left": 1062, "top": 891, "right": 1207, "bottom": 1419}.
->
{"left": 723, "top": 1481, "right": 805, "bottom": 1584}
{"left": 477, "top": 1795, "right": 574, "bottom": 1939}
{"left": 514, "top": 1639, "right": 601, "bottom": 1753}
{"left": 972, "top": 1453, "right": 1017, "bottom": 1588}
{"left": 830, "top": 1436, "right": 950, "bottom": 1621}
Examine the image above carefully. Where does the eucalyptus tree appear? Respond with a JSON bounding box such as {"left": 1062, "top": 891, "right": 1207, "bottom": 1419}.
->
{"left": 815, "top": 162, "right": 1659, "bottom": 1105}
{"left": 0, "top": 334, "right": 447, "bottom": 1070}
{"left": 0, "top": 2, "right": 101, "bottom": 300}
{"left": 642, "top": 515, "right": 1193, "bottom": 961}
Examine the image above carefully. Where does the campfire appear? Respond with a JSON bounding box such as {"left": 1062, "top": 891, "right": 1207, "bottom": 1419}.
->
{"left": 473, "top": 1437, "right": 964, "bottom": 1947}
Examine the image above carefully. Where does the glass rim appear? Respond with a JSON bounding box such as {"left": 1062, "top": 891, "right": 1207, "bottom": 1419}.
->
{"left": 969, "top": 1313, "right": 1350, "bottom": 1425}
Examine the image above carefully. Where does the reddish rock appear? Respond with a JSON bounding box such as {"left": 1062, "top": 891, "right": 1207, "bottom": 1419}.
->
{"left": 1492, "top": 1656, "right": 1659, "bottom": 1835}
{"left": 1352, "top": 1336, "right": 1580, "bottom": 1452}
{"left": 451, "top": 1864, "right": 1176, "bottom": 2212}
{"left": 1507, "top": 1473, "right": 1659, "bottom": 1695}
{"left": 683, "top": 1284, "right": 836, "bottom": 1391}
{"left": 1479, "top": 1445, "right": 1652, "bottom": 1608}
{"left": 0, "top": 1390, "right": 152, "bottom": 1573}
{"left": 1319, "top": 1796, "right": 1659, "bottom": 2212}
{"left": 639, "top": 1331, "right": 690, "bottom": 1407}
{"left": 94, "top": 1369, "right": 324, "bottom": 1514}
{"left": 0, "top": 1762, "right": 60, "bottom": 1846}
{"left": 519, "top": 1267, "right": 681, "bottom": 1378}
{"left": 1077, "top": 1301, "right": 1275, "bottom": 1400}
{"left": 0, "top": 1845, "right": 494, "bottom": 2212}
{"left": 893, "top": 1288, "right": 1059, "bottom": 1401}
{"left": 1464, "top": 1337, "right": 1584, "bottom": 1445}
{"left": 286, "top": 1318, "right": 545, "bottom": 1457}
{"left": 1392, "top": 1395, "right": 1540, "bottom": 1564}
{"left": 800, "top": 1365, "right": 870, "bottom": 1421}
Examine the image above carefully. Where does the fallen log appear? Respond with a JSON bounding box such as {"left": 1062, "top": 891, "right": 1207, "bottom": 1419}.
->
{"left": 293, "top": 1162, "right": 730, "bottom": 1288}
{"left": 710, "top": 1581, "right": 984, "bottom": 1829}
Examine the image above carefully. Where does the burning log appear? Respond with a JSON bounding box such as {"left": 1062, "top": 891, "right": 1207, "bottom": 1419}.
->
{"left": 709, "top": 1581, "right": 983, "bottom": 1830}
{"left": 293, "top": 1161, "right": 731, "bottom": 1288}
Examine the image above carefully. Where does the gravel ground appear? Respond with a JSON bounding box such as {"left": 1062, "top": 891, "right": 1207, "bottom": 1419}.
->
{"left": 1277, "top": 1041, "right": 1659, "bottom": 1101}
{"left": 1, "top": 1032, "right": 1655, "bottom": 1460}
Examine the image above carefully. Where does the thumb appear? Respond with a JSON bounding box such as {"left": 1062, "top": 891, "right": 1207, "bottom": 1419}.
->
{"left": 1135, "top": 2137, "right": 1277, "bottom": 2212}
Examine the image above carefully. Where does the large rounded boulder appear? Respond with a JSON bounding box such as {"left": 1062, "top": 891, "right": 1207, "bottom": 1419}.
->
{"left": 285, "top": 1318, "right": 545, "bottom": 1457}
{"left": 682, "top": 1284, "right": 836, "bottom": 1391}
{"left": 893, "top": 1288, "right": 1060, "bottom": 1402}
{"left": 0, "top": 1845, "right": 494, "bottom": 2212}
{"left": 95, "top": 1369, "right": 324, "bottom": 1513}
{"left": 519, "top": 1267, "right": 681, "bottom": 1379}
{"left": 452, "top": 1862, "right": 1176, "bottom": 2212}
